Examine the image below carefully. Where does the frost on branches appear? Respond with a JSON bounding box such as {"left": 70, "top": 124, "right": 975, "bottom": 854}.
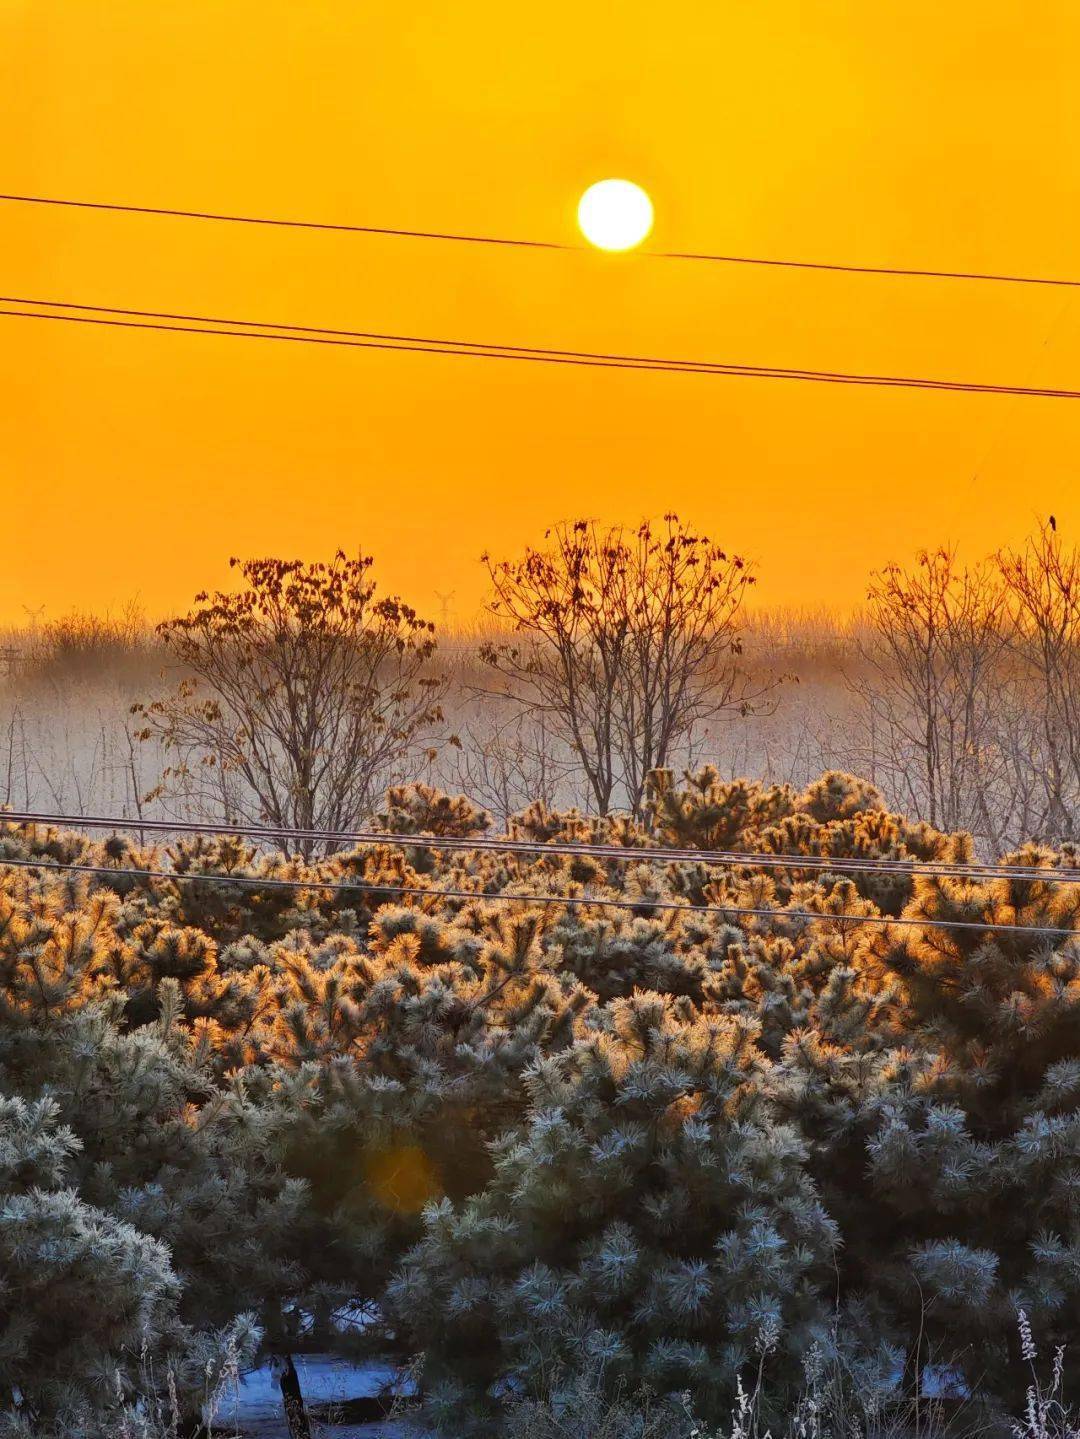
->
{"left": 0, "top": 769, "right": 1079, "bottom": 1432}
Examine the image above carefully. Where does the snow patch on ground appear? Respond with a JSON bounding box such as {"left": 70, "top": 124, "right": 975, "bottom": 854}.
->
{"left": 211, "top": 1355, "right": 429, "bottom": 1437}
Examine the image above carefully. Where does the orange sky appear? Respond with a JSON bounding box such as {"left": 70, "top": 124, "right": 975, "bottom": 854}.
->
{"left": 3, "top": 0, "right": 1080, "bottom": 626}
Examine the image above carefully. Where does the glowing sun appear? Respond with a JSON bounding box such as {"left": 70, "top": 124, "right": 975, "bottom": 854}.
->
{"left": 577, "top": 178, "right": 653, "bottom": 251}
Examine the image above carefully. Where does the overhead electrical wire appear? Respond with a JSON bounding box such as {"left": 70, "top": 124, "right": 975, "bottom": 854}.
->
{"left": 0, "top": 854, "right": 1073, "bottom": 938}
{"left": 3, "top": 191, "right": 1079, "bottom": 291}
{"left": 4, "top": 296, "right": 1080, "bottom": 399}
{"left": 5, "top": 808, "right": 1080, "bottom": 886}
{"left": 0, "top": 192, "right": 576, "bottom": 251}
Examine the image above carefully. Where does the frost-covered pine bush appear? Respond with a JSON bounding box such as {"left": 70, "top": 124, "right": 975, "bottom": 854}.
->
{"left": 0, "top": 876, "right": 275, "bottom": 1431}
{"left": 386, "top": 995, "right": 842, "bottom": 1422}
{"left": 377, "top": 782, "right": 492, "bottom": 839}
{"left": 0, "top": 1094, "right": 178, "bottom": 1428}
{"left": 849, "top": 855, "right": 1080, "bottom": 1399}
{"left": 2, "top": 769, "right": 1080, "bottom": 1430}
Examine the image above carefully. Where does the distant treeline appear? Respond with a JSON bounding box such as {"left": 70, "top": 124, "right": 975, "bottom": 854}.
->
{"left": 3, "top": 515, "right": 1080, "bottom": 853}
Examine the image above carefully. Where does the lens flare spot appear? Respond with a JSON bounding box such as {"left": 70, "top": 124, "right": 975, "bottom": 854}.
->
{"left": 363, "top": 1143, "right": 441, "bottom": 1214}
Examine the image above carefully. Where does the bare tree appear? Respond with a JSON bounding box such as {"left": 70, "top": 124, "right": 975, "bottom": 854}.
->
{"left": 451, "top": 711, "right": 572, "bottom": 829}
{"left": 132, "top": 553, "right": 445, "bottom": 852}
{"left": 480, "top": 515, "right": 767, "bottom": 816}
{"left": 852, "top": 547, "right": 1011, "bottom": 833}
{"left": 998, "top": 522, "right": 1080, "bottom": 839}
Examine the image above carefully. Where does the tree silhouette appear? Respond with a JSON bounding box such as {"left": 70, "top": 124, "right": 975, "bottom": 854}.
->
{"left": 134, "top": 552, "right": 445, "bottom": 853}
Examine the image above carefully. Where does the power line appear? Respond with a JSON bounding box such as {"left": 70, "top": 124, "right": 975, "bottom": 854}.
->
{"left": 656, "top": 249, "right": 1080, "bottom": 290}
{"left": 0, "top": 854, "right": 1072, "bottom": 937}
{"left": 0, "top": 192, "right": 576, "bottom": 252}
{"left": 4, "top": 191, "right": 1080, "bottom": 292}
{"left": 6, "top": 808, "right": 1080, "bottom": 886}
{"left": 5, "top": 291, "right": 858, "bottom": 368}
{"left": 5, "top": 296, "right": 1080, "bottom": 400}
{"left": 9, "top": 292, "right": 1079, "bottom": 389}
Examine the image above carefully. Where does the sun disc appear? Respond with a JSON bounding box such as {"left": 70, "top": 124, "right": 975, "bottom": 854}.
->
{"left": 577, "top": 178, "right": 653, "bottom": 251}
